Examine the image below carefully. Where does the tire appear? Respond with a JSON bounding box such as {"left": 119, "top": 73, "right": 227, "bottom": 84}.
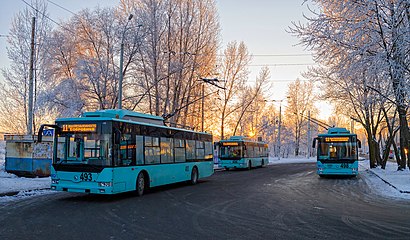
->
{"left": 135, "top": 172, "right": 145, "bottom": 196}
{"left": 224, "top": 167, "right": 229, "bottom": 171}
{"left": 248, "top": 161, "right": 252, "bottom": 170}
{"left": 190, "top": 167, "right": 199, "bottom": 185}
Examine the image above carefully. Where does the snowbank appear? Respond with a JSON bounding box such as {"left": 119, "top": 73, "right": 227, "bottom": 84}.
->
{"left": 360, "top": 160, "right": 410, "bottom": 200}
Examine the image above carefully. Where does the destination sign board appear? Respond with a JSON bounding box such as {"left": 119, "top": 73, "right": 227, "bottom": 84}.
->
{"left": 62, "top": 124, "right": 97, "bottom": 132}
{"left": 222, "top": 142, "right": 239, "bottom": 146}
{"left": 324, "top": 137, "right": 350, "bottom": 142}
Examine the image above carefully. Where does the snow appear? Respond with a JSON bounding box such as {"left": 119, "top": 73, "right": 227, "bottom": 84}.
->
{"left": 1, "top": 141, "right": 410, "bottom": 203}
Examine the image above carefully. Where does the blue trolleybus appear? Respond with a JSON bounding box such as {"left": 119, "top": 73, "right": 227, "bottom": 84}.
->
{"left": 217, "top": 136, "right": 269, "bottom": 170}
{"left": 38, "top": 109, "right": 214, "bottom": 195}
{"left": 312, "top": 127, "right": 361, "bottom": 177}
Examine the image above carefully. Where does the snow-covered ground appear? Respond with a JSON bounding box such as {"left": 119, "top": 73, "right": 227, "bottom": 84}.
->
{"left": 0, "top": 141, "right": 54, "bottom": 203}
{"left": 1, "top": 143, "right": 409, "bottom": 203}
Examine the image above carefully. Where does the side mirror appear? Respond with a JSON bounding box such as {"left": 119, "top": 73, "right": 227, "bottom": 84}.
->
{"left": 37, "top": 124, "right": 61, "bottom": 143}
{"left": 114, "top": 128, "right": 121, "bottom": 144}
{"left": 357, "top": 139, "right": 362, "bottom": 148}
{"left": 312, "top": 138, "right": 317, "bottom": 148}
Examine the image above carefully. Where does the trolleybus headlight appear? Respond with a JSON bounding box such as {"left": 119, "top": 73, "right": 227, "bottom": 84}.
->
{"left": 98, "top": 182, "right": 112, "bottom": 187}
{"left": 51, "top": 179, "right": 59, "bottom": 184}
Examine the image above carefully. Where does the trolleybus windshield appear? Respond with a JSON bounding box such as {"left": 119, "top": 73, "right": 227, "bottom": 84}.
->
{"left": 55, "top": 123, "right": 112, "bottom": 166}
{"left": 318, "top": 137, "right": 356, "bottom": 160}
{"left": 220, "top": 144, "right": 242, "bottom": 159}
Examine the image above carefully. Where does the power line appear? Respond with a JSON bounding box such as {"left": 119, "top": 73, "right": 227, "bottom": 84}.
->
{"left": 20, "top": 0, "right": 75, "bottom": 34}
{"left": 217, "top": 54, "right": 312, "bottom": 57}
{"left": 246, "top": 79, "right": 310, "bottom": 83}
{"left": 251, "top": 54, "right": 312, "bottom": 57}
{"left": 46, "top": 0, "right": 76, "bottom": 15}
{"left": 249, "top": 63, "right": 316, "bottom": 67}
{"left": 0, "top": 34, "right": 9, "bottom": 37}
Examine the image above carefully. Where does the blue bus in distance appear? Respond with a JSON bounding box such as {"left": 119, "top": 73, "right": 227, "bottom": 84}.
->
{"left": 38, "top": 109, "right": 214, "bottom": 196}
{"left": 312, "top": 127, "right": 361, "bottom": 177}
{"left": 217, "top": 136, "right": 269, "bottom": 170}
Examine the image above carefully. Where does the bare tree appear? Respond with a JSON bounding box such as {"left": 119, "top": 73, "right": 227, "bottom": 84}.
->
{"left": 215, "top": 41, "right": 251, "bottom": 140}
{"left": 285, "top": 79, "right": 317, "bottom": 156}
{"left": 0, "top": 0, "right": 52, "bottom": 133}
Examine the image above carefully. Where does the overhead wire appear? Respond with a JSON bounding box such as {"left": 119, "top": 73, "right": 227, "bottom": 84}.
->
{"left": 20, "top": 0, "right": 316, "bottom": 68}
{"left": 20, "top": 0, "right": 75, "bottom": 34}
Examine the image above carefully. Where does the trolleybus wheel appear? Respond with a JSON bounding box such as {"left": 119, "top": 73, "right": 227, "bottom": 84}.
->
{"left": 248, "top": 161, "right": 252, "bottom": 170}
{"left": 190, "top": 167, "right": 199, "bottom": 185}
{"left": 136, "top": 172, "right": 145, "bottom": 196}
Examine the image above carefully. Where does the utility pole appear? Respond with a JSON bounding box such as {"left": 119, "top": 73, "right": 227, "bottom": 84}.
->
{"left": 307, "top": 110, "right": 311, "bottom": 158}
{"left": 27, "top": 17, "right": 35, "bottom": 135}
{"left": 201, "top": 84, "right": 205, "bottom": 132}
{"left": 277, "top": 103, "right": 282, "bottom": 160}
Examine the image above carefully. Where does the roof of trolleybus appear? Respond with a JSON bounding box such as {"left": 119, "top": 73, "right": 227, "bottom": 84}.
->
{"left": 55, "top": 109, "right": 211, "bottom": 137}
{"left": 219, "top": 136, "right": 267, "bottom": 145}
{"left": 317, "top": 127, "right": 355, "bottom": 137}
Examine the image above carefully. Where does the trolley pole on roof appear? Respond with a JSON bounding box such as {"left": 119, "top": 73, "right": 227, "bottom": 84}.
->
{"left": 27, "top": 17, "right": 36, "bottom": 135}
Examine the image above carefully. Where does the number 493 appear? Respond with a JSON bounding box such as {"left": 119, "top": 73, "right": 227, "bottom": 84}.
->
{"left": 340, "top": 163, "right": 349, "bottom": 168}
{"left": 80, "top": 172, "right": 92, "bottom": 181}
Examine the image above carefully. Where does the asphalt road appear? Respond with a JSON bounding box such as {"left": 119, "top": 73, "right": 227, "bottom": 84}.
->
{"left": 1, "top": 163, "right": 410, "bottom": 240}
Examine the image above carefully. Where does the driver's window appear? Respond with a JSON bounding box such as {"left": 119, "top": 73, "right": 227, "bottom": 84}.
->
{"left": 68, "top": 136, "right": 83, "bottom": 161}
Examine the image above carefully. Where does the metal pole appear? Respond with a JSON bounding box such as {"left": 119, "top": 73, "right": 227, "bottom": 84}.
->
{"left": 118, "top": 42, "right": 124, "bottom": 109}
{"left": 278, "top": 103, "right": 282, "bottom": 160}
{"left": 27, "top": 17, "right": 36, "bottom": 135}
{"left": 201, "top": 83, "right": 204, "bottom": 132}
{"left": 350, "top": 119, "right": 354, "bottom": 134}
{"left": 307, "top": 110, "right": 311, "bottom": 158}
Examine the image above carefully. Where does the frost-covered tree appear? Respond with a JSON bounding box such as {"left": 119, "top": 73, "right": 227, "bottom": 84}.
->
{"left": 214, "top": 41, "right": 251, "bottom": 140}
{"left": 284, "top": 79, "right": 317, "bottom": 156}
{"left": 233, "top": 66, "right": 272, "bottom": 138}
{"left": 291, "top": 0, "right": 410, "bottom": 168}
{"left": 120, "top": 0, "right": 219, "bottom": 129}
{"left": 0, "top": 0, "right": 52, "bottom": 134}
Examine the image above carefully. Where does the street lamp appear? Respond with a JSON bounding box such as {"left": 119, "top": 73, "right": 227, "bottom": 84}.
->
{"left": 118, "top": 14, "right": 133, "bottom": 110}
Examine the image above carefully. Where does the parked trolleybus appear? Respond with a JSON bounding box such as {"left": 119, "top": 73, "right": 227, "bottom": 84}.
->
{"left": 312, "top": 127, "right": 361, "bottom": 177}
{"left": 217, "top": 136, "right": 269, "bottom": 170}
{"left": 38, "top": 109, "right": 214, "bottom": 195}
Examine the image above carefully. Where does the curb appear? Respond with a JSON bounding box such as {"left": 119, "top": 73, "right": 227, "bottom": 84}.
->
{"left": 366, "top": 169, "right": 410, "bottom": 194}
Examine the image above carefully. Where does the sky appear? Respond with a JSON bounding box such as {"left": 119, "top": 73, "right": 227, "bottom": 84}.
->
{"left": 0, "top": 0, "right": 330, "bottom": 118}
